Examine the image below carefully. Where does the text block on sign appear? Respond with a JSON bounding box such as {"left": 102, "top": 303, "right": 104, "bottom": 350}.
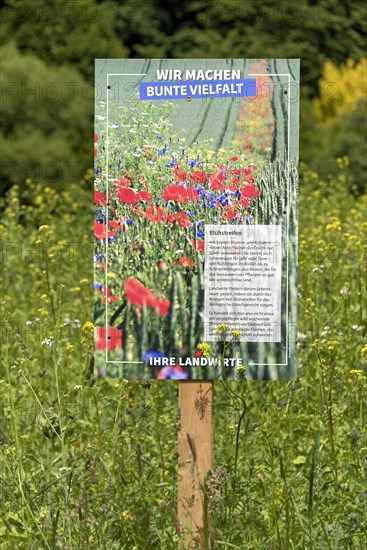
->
{"left": 204, "top": 225, "right": 282, "bottom": 342}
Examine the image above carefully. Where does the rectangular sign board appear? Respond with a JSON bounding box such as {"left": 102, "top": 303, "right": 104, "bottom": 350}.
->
{"left": 94, "top": 59, "right": 299, "bottom": 380}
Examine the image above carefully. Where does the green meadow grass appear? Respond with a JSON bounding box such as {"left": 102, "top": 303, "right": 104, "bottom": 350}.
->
{"left": 0, "top": 158, "right": 366, "bottom": 548}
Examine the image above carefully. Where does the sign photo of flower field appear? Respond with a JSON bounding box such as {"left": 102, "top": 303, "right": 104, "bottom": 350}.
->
{"left": 94, "top": 59, "right": 299, "bottom": 380}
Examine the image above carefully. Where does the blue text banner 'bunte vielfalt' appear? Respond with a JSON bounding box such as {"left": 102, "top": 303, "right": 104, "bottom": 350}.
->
{"left": 139, "top": 79, "right": 257, "bottom": 100}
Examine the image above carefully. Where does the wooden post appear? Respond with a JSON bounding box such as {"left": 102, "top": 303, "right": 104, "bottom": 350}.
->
{"left": 178, "top": 381, "right": 214, "bottom": 548}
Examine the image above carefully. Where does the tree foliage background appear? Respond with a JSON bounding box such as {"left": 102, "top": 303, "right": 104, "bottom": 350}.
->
{"left": 0, "top": 0, "right": 366, "bottom": 192}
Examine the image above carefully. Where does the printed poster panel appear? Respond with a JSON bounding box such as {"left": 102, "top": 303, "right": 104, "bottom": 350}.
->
{"left": 94, "top": 59, "right": 299, "bottom": 380}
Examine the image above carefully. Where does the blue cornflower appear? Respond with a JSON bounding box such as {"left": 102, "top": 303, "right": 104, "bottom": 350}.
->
{"left": 186, "top": 210, "right": 195, "bottom": 217}
{"left": 156, "top": 133, "right": 163, "bottom": 140}
{"left": 126, "top": 219, "right": 134, "bottom": 226}
{"left": 108, "top": 236, "right": 116, "bottom": 243}
{"left": 94, "top": 282, "right": 103, "bottom": 290}
{"left": 170, "top": 368, "right": 189, "bottom": 380}
{"left": 197, "top": 221, "right": 204, "bottom": 227}
{"left": 197, "top": 230, "right": 204, "bottom": 238}
{"left": 188, "top": 159, "right": 197, "bottom": 167}
{"left": 95, "top": 254, "right": 103, "bottom": 261}
{"left": 157, "top": 366, "right": 189, "bottom": 380}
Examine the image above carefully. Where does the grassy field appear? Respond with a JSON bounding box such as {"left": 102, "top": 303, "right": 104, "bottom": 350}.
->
{"left": 0, "top": 155, "right": 366, "bottom": 547}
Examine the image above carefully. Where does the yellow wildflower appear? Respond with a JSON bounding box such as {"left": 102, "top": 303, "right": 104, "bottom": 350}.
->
{"left": 197, "top": 343, "right": 211, "bottom": 357}
{"left": 214, "top": 323, "right": 229, "bottom": 335}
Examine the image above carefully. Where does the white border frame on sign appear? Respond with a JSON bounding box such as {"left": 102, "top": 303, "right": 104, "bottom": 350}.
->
{"left": 103, "top": 70, "right": 291, "bottom": 368}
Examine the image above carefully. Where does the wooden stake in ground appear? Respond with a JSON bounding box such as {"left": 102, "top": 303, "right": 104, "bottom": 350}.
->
{"left": 178, "top": 381, "right": 214, "bottom": 548}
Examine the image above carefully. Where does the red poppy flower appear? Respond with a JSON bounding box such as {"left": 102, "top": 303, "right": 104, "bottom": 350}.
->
{"left": 225, "top": 184, "right": 238, "bottom": 192}
{"left": 185, "top": 187, "right": 200, "bottom": 201}
{"left": 222, "top": 208, "right": 238, "bottom": 221}
{"left": 116, "top": 188, "right": 138, "bottom": 204}
{"left": 95, "top": 325, "right": 122, "bottom": 352}
{"left": 230, "top": 156, "right": 238, "bottom": 161}
{"left": 109, "top": 220, "right": 124, "bottom": 230}
{"left": 163, "top": 185, "right": 199, "bottom": 203}
{"left": 100, "top": 286, "right": 119, "bottom": 304}
{"left": 178, "top": 257, "right": 196, "bottom": 267}
{"left": 157, "top": 300, "right": 170, "bottom": 316}
{"left": 241, "top": 186, "right": 260, "bottom": 198}
{"left": 210, "top": 173, "right": 225, "bottom": 190}
{"left": 239, "top": 195, "right": 250, "bottom": 208}
{"left": 163, "top": 185, "right": 187, "bottom": 202}
{"left": 172, "top": 212, "right": 191, "bottom": 227}
{"left": 137, "top": 191, "right": 153, "bottom": 203}
{"left": 94, "top": 133, "right": 99, "bottom": 142}
{"left": 124, "top": 278, "right": 157, "bottom": 308}
{"left": 94, "top": 190, "right": 107, "bottom": 206}
{"left": 114, "top": 175, "right": 131, "bottom": 188}
{"left": 124, "top": 278, "right": 170, "bottom": 316}
{"left": 191, "top": 171, "right": 207, "bottom": 184}
{"left": 191, "top": 239, "right": 205, "bottom": 252}
{"left": 172, "top": 167, "right": 188, "bottom": 182}
{"left": 144, "top": 205, "right": 168, "bottom": 223}
{"left": 94, "top": 148, "right": 98, "bottom": 157}
{"left": 94, "top": 221, "right": 116, "bottom": 240}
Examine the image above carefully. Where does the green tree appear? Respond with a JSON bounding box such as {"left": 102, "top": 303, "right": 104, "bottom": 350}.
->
{"left": 0, "top": 0, "right": 127, "bottom": 79}
{"left": 112, "top": 0, "right": 366, "bottom": 97}
{"left": 0, "top": 43, "right": 93, "bottom": 191}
